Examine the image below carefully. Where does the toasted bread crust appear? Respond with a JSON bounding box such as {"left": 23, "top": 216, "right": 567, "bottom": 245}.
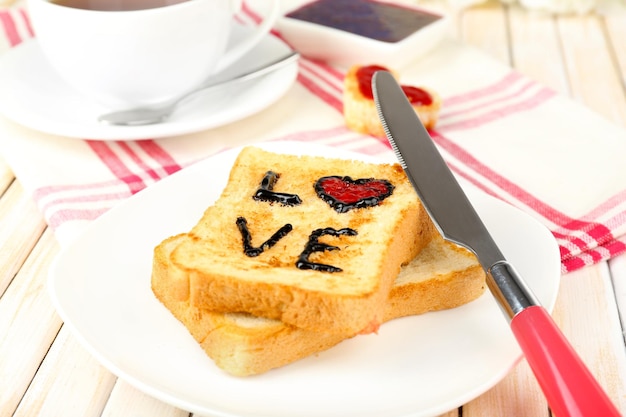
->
{"left": 384, "top": 237, "right": 485, "bottom": 319}
{"left": 343, "top": 65, "right": 442, "bottom": 137}
{"left": 150, "top": 147, "right": 485, "bottom": 377}
{"left": 152, "top": 234, "right": 485, "bottom": 376}
{"left": 163, "top": 147, "right": 434, "bottom": 335}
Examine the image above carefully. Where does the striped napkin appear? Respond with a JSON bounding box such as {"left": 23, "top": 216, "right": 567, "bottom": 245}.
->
{"left": 1, "top": 3, "right": 626, "bottom": 274}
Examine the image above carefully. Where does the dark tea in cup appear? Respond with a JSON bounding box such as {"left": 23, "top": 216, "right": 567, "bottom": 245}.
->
{"left": 50, "top": 0, "right": 188, "bottom": 11}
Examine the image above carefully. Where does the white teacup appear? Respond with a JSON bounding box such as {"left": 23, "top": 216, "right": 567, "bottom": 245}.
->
{"left": 27, "top": 0, "right": 279, "bottom": 109}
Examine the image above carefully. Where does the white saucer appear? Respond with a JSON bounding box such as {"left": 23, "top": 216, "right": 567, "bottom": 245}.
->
{"left": 0, "top": 25, "right": 297, "bottom": 141}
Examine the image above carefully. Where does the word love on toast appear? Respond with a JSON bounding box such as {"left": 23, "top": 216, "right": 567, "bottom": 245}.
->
{"left": 153, "top": 146, "right": 434, "bottom": 336}
{"left": 239, "top": 171, "right": 395, "bottom": 272}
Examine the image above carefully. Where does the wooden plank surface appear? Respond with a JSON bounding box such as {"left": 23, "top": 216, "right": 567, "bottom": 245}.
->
{"left": 101, "top": 380, "right": 189, "bottom": 417}
{"left": 0, "top": 181, "right": 47, "bottom": 296}
{"left": 0, "top": 228, "right": 60, "bottom": 416}
{"left": 605, "top": 14, "right": 626, "bottom": 85}
{"left": 0, "top": 2, "right": 625, "bottom": 417}
{"left": 13, "top": 325, "right": 116, "bottom": 417}
{"left": 0, "top": 157, "right": 12, "bottom": 193}
{"left": 557, "top": 13, "right": 626, "bottom": 125}
{"left": 507, "top": 5, "right": 570, "bottom": 94}
{"left": 608, "top": 254, "right": 626, "bottom": 349}
{"left": 453, "top": 3, "right": 626, "bottom": 417}
{"left": 458, "top": 2, "right": 512, "bottom": 65}
{"left": 552, "top": 263, "right": 626, "bottom": 413}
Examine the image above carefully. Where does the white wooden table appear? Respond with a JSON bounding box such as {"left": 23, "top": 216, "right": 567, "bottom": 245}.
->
{"left": 1, "top": 2, "right": 625, "bottom": 416}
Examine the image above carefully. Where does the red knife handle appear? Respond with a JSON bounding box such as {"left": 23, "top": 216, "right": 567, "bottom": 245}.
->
{"left": 510, "top": 305, "right": 621, "bottom": 417}
{"left": 487, "top": 262, "right": 621, "bottom": 416}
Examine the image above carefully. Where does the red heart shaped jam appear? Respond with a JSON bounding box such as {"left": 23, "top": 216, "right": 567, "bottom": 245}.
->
{"left": 315, "top": 176, "right": 395, "bottom": 213}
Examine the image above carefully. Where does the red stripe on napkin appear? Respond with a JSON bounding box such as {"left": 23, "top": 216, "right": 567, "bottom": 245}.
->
{"left": 269, "top": 125, "right": 387, "bottom": 155}
{"left": 554, "top": 227, "right": 607, "bottom": 260}
{"left": 116, "top": 142, "right": 163, "bottom": 181}
{"left": 297, "top": 60, "right": 344, "bottom": 113}
{"left": 33, "top": 179, "right": 131, "bottom": 200}
{"left": 39, "top": 190, "right": 131, "bottom": 213}
{"left": 87, "top": 141, "right": 147, "bottom": 194}
{"left": 297, "top": 72, "right": 343, "bottom": 113}
{"left": 47, "top": 207, "right": 112, "bottom": 229}
{"left": 430, "top": 130, "right": 626, "bottom": 273}
{"left": 430, "top": 130, "right": 550, "bottom": 210}
{"left": 445, "top": 159, "right": 503, "bottom": 200}
{"left": 136, "top": 140, "right": 182, "bottom": 175}
{"left": 271, "top": 125, "right": 351, "bottom": 143}
{"left": 32, "top": 180, "right": 127, "bottom": 228}
{"left": 435, "top": 157, "right": 623, "bottom": 272}
{"left": 553, "top": 207, "right": 626, "bottom": 264}
{"left": 18, "top": 8, "right": 33, "bottom": 37}
{"left": 33, "top": 182, "right": 131, "bottom": 226}
{"left": 563, "top": 239, "right": 624, "bottom": 272}
{"left": 0, "top": 10, "right": 22, "bottom": 46}
{"left": 438, "top": 88, "right": 556, "bottom": 132}
{"left": 439, "top": 80, "right": 538, "bottom": 121}
{"left": 300, "top": 60, "right": 344, "bottom": 92}
{"left": 577, "top": 188, "right": 626, "bottom": 231}
{"left": 34, "top": 139, "right": 181, "bottom": 228}
{"left": 86, "top": 140, "right": 180, "bottom": 195}
{"left": 443, "top": 72, "right": 524, "bottom": 106}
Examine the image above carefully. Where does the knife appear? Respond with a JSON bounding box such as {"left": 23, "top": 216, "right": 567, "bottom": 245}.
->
{"left": 372, "top": 70, "right": 621, "bottom": 417}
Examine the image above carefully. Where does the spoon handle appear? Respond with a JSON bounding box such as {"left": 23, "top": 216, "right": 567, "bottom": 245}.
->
{"left": 98, "top": 52, "right": 300, "bottom": 126}
{"left": 180, "top": 52, "right": 300, "bottom": 105}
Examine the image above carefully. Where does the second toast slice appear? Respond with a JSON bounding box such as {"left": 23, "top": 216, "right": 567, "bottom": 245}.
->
{"left": 166, "top": 146, "right": 434, "bottom": 334}
{"left": 153, "top": 233, "right": 486, "bottom": 376}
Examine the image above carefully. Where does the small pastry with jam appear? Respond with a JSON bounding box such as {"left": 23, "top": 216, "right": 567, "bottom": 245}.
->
{"left": 343, "top": 64, "right": 441, "bottom": 137}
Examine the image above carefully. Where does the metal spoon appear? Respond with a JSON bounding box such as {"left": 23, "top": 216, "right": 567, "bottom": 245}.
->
{"left": 98, "top": 52, "right": 300, "bottom": 126}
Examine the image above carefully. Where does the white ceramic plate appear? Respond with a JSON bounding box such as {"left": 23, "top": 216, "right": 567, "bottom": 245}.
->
{"left": 49, "top": 142, "right": 561, "bottom": 417}
{"left": 0, "top": 24, "right": 297, "bottom": 141}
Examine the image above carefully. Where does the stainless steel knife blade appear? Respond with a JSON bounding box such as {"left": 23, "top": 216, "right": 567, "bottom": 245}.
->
{"left": 372, "top": 72, "right": 503, "bottom": 270}
{"left": 372, "top": 70, "right": 537, "bottom": 317}
{"left": 372, "top": 69, "right": 621, "bottom": 417}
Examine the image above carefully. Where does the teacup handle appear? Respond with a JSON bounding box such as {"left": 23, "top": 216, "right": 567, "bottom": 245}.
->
{"left": 214, "top": 0, "right": 281, "bottom": 73}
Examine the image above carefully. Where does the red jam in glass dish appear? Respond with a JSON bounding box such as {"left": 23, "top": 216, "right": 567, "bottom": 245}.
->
{"left": 285, "top": 0, "right": 442, "bottom": 43}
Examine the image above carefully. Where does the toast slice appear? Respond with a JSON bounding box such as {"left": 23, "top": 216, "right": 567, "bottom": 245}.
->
{"left": 152, "top": 233, "right": 486, "bottom": 376}
{"left": 343, "top": 64, "right": 441, "bottom": 137}
{"left": 162, "top": 146, "right": 435, "bottom": 334}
